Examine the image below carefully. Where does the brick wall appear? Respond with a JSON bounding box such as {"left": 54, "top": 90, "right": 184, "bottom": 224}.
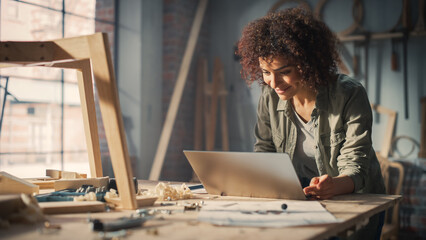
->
{"left": 161, "top": 0, "right": 209, "bottom": 181}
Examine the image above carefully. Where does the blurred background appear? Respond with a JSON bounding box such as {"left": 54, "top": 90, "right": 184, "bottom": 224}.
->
{"left": 0, "top": 0, "right": 425, "bottom": 238}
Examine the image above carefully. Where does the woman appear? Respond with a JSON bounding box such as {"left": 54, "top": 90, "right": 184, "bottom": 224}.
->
{"left": 237, "top": 8, "right": 385, "bottom": 239}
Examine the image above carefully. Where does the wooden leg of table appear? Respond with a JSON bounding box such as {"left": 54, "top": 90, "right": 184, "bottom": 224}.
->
{"left": 87, "top": 33, "right": 137, "bottom": 209}
{"left": 49, "top": 59, "right": 103, "bottom": 178}
{"left": 76, "top": 60, "right": 103, "bottom": 178}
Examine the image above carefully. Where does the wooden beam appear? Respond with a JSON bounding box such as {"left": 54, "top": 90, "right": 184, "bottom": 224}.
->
{"left": 149, "top": 0, "right": 208, "bottom": 180}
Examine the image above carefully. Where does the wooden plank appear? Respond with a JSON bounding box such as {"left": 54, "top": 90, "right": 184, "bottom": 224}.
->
{"left": 38, "top": 201, "right": 105, "bottom": 214}
{"left": 206, "top": 57, "right": 221, "bottom": 151}
{"left": 192, "top": 58, "right": 208, "bottom": 182}
{"left": 54, "top": 177, "right": 109, "bottom": 191}
{"left": 193, "top": 58, "right": 207, "bottom": 151}
{"left": 149, "top": 0, "right": 208, "bottom": 180}
{"left": 219, "top": 60, "right": 229, "bottom": 151}
{"left": 0, "top": 172, "right": 39, "bottom": 195}
{"left": 26, "top": 177, "right": 56, "bottom": 189}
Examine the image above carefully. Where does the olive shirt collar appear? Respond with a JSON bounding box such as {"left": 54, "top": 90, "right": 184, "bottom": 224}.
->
{"left": 276, "top": 85, "right": 328, "bottom": 118}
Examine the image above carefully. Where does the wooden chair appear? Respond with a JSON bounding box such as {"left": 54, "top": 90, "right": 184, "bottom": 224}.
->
{"left": 376, "top": 153, "right": 404, "bottom": 240}
{"left": 0, "top": 33, "right": 137, "bottom": 209}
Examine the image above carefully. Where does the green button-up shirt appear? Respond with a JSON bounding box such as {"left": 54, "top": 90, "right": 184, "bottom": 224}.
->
{"left": 254, "top": 74, "right": 385, "bottom": 194}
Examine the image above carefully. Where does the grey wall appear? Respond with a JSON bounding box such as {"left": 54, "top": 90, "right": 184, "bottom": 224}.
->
{"left": 208, "top": 0, "right": 426, "bottom": 160}
{"left": 117, "top": 0, "right": 163, "bottom": 179}
{"left": 116, "top": 0, "right": 425, "bottom": 180}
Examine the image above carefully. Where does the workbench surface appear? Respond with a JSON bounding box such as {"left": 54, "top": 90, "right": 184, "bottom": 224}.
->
{"left": 0, "top": 180, "right": 401, "bottom": 240}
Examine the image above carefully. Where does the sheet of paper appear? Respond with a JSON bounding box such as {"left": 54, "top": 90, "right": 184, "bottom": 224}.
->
{"left": 198, "top": 200, "right": 341, "bottom": 227}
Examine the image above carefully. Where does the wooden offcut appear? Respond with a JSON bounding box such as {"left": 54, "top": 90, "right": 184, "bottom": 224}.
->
{"left": 149, "top": 0, "right": 208, "bottom": 180}
{"left": 54, "top": 177, "right": 109, "bottom": 191}
{"left": 46, "top": 169, "right": 62, "bottom": 179}
{"left": 38, "top": 201, "right": 105, "bottom": 214}
{"left": 104, "top": 196, "right": 157, "bottom": 209}
{"left": 0, "top": 172, "right": 39, "bottom": 195}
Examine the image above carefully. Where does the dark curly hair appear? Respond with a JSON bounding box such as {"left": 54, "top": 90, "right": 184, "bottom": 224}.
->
{"left": 236, "top": 8, "right": 340, "bottom": 89}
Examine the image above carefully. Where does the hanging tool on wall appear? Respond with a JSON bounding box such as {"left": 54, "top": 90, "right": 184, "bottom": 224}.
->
{"left": 353, "top": 42, "right": 360, "bottom": 77}
{"left": 363, "top": 33, "right": 370, "bottom": 92}
{"left": 402, "top": 30, "right": 409, "bottom": 119}
{"left": 391, "top": 38, "right": 398, "bottom": 71}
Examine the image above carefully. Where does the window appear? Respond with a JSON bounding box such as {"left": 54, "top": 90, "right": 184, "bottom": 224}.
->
{"left": 0, "top": 0, "right": 115, "bottom": 178}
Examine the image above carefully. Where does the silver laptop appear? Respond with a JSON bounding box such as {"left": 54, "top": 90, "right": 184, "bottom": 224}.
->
{"left": 183, "top": 150, "right": 306, "bottom": 200}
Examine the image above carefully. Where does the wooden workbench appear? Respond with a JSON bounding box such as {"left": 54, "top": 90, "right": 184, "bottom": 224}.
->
{"left": 0, "top": 180, "right": 401, "bottom": 240}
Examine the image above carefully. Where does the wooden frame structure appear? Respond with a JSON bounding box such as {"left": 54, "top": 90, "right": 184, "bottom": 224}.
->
{"left": 0, "top": 33, "right": 137, "bottom": 209}
{"left": 371, "top": 104, "right": 397, "bottom": 158}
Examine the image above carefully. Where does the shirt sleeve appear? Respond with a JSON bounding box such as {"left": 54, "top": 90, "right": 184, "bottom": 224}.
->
{"left": 254, "top": 87, "right": 276, "bottom": 152}
{"left": 336, "top": 82, "right": 373, "bottom": 192}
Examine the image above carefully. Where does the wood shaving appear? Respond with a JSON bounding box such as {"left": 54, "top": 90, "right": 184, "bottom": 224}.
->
{"left": 141, "top": 182, "right": 192, "bottom": 200}
{"left": 104, "top": 188, "right": 119, "bottom": 199}
{"left": 73, "top": 192, "right": 97, "bottom": 201}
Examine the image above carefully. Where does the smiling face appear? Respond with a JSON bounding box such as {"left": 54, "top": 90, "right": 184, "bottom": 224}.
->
{"left": 259, "top": 56, "right": 306, "bottom": 101}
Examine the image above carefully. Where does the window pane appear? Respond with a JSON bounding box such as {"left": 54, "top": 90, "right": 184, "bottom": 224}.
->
{"left": 22, "top": 0, "right": 63, "bottom": 11}
{"left": 0, "top": 101, "right": 62, "bottom": 152}
{"left": 65, "top": 0, "right": 95, "bottom": 18}
{"left": 64, "top": 14, "right": 95, "bottom": 38}
{"left": 4, "top": 75, "right": 62, "bottom": 103}
{"left": 0, "top": 67, "right": 62, "bottom": 82}
{"left": 0, "top": 153, "right": 62, "bottom": 178}
{"left": 63, "top": 104, "right": 90, "bottom": 176}
{"left": 0, "top": 0, "right": 62, "bottom": 41}
{"left": 64, "top": 81, "right": 81, "bottom": 105}
{"left": 63, "top": 68, "right": 78, "bottom": 83}
{"left": 63, "top": 152, "right": 90, "bottom": 176}
{"left": 0, "top": 100, "right": 62, "bottom": 178}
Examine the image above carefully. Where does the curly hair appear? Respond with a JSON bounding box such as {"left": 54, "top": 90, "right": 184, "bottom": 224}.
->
{"left": 236, "top": 8, "right": 340, "bottom": 89}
